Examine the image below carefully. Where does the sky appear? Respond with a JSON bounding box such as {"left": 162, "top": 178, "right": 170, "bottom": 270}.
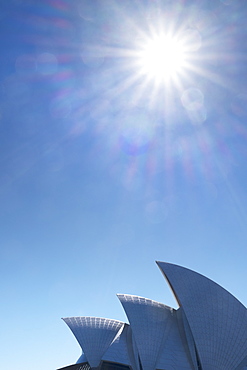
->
{"left": 1, "top": 0, "right": 247, "bottom": 369}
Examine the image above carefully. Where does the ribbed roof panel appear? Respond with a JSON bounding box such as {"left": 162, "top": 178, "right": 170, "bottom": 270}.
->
{"left": 63, "top": 317, "right": 124, "bottom": 368}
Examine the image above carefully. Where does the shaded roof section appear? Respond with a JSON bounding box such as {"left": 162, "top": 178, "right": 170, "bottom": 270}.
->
{"left": 117, "top": 294, "right": 175, "bottom": 370}
{"left": 63, "top": 317, "right": 124, "bottom": 368}
{"left": 156, "top": 309, "right": 195, "bottom": 370}
{"left": 102, "top": 324, "right": 132, "bottom": 367}
{"left": 157, "top": 261, "right": 247, "bottom": 370}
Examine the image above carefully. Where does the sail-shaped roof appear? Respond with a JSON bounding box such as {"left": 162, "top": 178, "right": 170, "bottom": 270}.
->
{"left": 117, "top": 294, "right": 177, "bottom": 370}
{"left": 157, "top": 261, "right": 247, "bottom": 370}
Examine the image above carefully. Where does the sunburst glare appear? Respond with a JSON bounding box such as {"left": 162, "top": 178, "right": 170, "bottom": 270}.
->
{"left": 138, "top": 34, "right": 187, "bottom": 82}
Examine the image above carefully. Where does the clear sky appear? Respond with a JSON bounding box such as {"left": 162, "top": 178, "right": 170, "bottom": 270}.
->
{"left": 1, "top": 0, "right": 247, "bottom": 369}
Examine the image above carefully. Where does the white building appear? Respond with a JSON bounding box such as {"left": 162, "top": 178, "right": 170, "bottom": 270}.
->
{"left": 58, "top": 262, "right": 247, "bottom": 370}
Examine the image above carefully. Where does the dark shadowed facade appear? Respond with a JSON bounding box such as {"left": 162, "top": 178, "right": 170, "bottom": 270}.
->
{"left": 58, "top": 262, "right": 247, "bottom": 370}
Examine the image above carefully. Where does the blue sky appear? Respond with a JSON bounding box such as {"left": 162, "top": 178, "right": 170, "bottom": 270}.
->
{"left": 1, "top": 0, "right": 247, "bottom": 369}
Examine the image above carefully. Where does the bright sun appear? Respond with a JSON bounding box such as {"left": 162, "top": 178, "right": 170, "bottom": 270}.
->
{"left": 139, "top": 35, "right": 187, "bottom": 81}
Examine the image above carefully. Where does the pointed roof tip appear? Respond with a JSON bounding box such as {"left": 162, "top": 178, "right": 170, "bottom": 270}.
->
{"left": 117, "top": 293, "right": 147, "bottom": 299}
{"left": 156, "top": 260, "right": 165, "bottom": 266}
{"left": 156, "top": 260, "right": 172, "bottom": 265}
{"left": 117, "top": 293, "right": 127, "bottom": 301}
{"left": 62, "top": 317, "right": 72, "bottom": 324}
{"left": 156, "top": 261, "right": 173, "bottom": 276}
{"left": 156, "top": 261, "right": 187, "bottom": 270}
{"left": 117, "top": 293, "right": 134, "bottom": 301}
{"left": 156, "top": 260, "right": 174, "bottom": 268}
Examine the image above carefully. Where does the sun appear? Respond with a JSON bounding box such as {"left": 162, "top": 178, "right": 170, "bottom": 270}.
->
{"left": 138, "top": 34, "right": 187, "bottom": 81}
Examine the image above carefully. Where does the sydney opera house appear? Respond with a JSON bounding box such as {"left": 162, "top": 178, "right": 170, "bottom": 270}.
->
{"left": 58, "top": 262, "right": 247, "bottom": 370}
